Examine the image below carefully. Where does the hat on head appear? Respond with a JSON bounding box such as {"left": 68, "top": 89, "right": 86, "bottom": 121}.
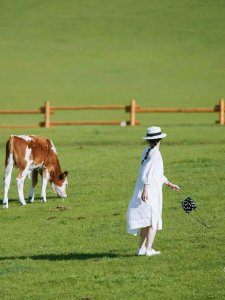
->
{"left": 143, "top": 126, "right": 167, "bottom": 140}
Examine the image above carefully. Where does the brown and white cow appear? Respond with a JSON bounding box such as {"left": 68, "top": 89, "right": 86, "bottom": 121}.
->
{"left": 3, "top": 135, "right": 68, "bottom": 208}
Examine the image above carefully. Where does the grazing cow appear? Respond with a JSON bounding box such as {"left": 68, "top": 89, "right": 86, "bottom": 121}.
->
{"left": 3, "top": 135, "right": 68, "bottom": 208}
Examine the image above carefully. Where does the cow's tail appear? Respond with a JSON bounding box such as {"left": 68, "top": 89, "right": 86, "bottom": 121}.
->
{"left": 3, "top": 136, "right": 15, "bottom": 208}
{"left": 5, "top": 136, "right": 15, "bottom": 168}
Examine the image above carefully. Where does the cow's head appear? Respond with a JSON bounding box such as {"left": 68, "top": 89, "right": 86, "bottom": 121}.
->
{"left": 51, "top": 171, "right": 68, "bottom": 198}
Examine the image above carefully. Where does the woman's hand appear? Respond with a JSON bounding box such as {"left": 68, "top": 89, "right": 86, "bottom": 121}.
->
{"left": 166, "top": 182, "right": 180, "bottom": 192}
{"left": 171, "top": 184, "right": 180, "bottom": 191}
{"left": 141, "top": 185, "right": 149, "bottom": 202}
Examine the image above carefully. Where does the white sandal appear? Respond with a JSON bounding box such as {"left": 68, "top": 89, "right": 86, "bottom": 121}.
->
{"left": 136, "top": 247, "right": 147, "bottom": 256}
{"left": 145, "top": 248, "right": 161, "bottom": 256}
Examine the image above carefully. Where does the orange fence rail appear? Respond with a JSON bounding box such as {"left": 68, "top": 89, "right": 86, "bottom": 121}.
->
{"left": 0, "top": 99, "right": 224, "bottom": 128}
{"left": 0, "top": 106, "right": 45, "bottom": 128}
{"left": 0, "top": 100, "right": 140, "bottom": 128}
{"left": 46, "top": 100, "right": 140, "bottom": 128}
{"left": 133, "top": 98, "right": 225, "bottom": 126}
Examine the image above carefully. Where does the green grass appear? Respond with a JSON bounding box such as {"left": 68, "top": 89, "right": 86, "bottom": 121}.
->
{"left": 0, "top": 126, "right": 224, "bottom": 299}
{"left": 0, "top": 0, "right": 225, "bottom": 299}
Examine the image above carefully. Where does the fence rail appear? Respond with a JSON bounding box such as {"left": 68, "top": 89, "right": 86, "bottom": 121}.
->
{"left": 45, "top": 100, "right": 140, "bottom": 127}
{"left": 0, "top": 98, "right": 224, "bottom": 128}
{"left": 136, "top": 107, "right": 216, "bottom": 113}
{"left": 134, "top": 99, "right": 224, "bottom": 125}
{"left": 0, "top": 109, "right": 43, "bottom": 114}
{"left": 50, "top": 105, "right": 128, "bottom": 111}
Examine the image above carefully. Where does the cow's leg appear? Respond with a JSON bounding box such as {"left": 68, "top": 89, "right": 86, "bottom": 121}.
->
{"left": 16, "top": 146, "right": 32, "bottom": 206}
{"left": 28, "top": 169, "right": 38, "bottom": 203}
{"left": 41, "top": 170, "right": 49, "bottom": 203}
{"left": 16, "top": 174, "right": 27, "bottom": 206}
{"left": 3, "top": 153, "right": 14, "bottom": 208}
{"left": 16, "top": 165, "right": 31, "bottom": 206}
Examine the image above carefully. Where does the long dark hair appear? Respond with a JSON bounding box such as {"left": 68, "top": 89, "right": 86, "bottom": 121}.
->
{"left": 141, "top": 138, "right": 161, "bottom": 165}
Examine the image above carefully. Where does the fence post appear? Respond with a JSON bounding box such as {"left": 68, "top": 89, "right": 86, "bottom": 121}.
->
{"left": 45, "top": 100, "right": 50, "bottom": 128}
{"left": 219, "top": 98, "right": 224, "bottom": 125}
{"left": 130, "top": 99, "right": 136, "bottom": 126}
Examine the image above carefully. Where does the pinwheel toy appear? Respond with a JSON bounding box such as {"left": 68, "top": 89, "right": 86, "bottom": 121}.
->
{"left": 181, "top": 197, "right": 207, "bottom": 227}
{"left": 181, "top": 197, "right": 197, "bottom": 213}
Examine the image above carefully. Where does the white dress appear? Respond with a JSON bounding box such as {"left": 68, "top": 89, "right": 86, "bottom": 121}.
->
{"left": 126, "top": 146, "right": 168, "bottom": 235}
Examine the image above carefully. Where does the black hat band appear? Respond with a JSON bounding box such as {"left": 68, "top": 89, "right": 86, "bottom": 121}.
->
{"left": 146, "top": 132, "right": 162, "bottom": 137}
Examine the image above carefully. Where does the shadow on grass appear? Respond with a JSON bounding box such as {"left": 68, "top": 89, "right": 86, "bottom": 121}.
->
{"left": 0, "top": 252, "right": 131, "bottom": 261}
{"left": 2, "top": 196, "right": 62, "bottom": 204}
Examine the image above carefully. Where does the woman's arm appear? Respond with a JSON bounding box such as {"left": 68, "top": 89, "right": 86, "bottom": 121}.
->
{"left": 164, "top": 181, "right": 180, "bottom": 191}
{"left": 141, "top": 184, "right": 149, "bottom": 202}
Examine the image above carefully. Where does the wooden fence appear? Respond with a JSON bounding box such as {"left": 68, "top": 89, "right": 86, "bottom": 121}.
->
{"left": 0, "top": 100, "right": 140, "bottom": 128}
{"left": 0, "top": 98, "right": 224, "bottom": 128}
{"left": 46, "top": 100, "right": 140, "bottom": 128}
{"left": 0, "top": 106, "right": 46, "bottom": 128}
{"left": 133, "top": 98, "right": 225, "bottom": 126}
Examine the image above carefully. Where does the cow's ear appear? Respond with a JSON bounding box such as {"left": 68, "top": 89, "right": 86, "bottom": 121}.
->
{"left": 63, "top": 171, "right": 68, "bottom": 177}
{"left": 59, "top": 171, "right": 68, "bottom": 180}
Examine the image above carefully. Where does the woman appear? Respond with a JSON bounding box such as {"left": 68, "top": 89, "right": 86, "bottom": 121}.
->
{"left": 126, "top": 126, "right": 180, "bottom": 256}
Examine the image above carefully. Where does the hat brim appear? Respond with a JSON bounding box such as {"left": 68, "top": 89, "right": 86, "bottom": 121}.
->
{"left": 143, "top": 133, "right": 167, "bottom": 140}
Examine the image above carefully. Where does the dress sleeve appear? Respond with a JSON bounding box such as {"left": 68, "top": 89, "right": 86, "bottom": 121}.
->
{"left": 141, "top": 157, "right": 155, "bottom": 185}
{"left": 142, "top": 149, "right": 168, "bottom": 185}
{"left": 162, "top": 175, "right": 168, "bottom": 184}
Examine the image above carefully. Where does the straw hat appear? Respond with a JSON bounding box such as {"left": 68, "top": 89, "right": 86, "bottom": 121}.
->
{"left": 143, "top": 126, "right": 167, "bottom": 140}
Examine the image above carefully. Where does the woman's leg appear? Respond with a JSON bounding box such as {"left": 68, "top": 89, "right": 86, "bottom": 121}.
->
{"left": 139, "top": 226, "right": 150, "bottom": 248}
{"left": 146, "top": 227, "right": 161, "bottom": 256}
{"left": 146, "top": 227, "right": 157, "bottom": 249}
{"left": 136, "top": 226, "right": 150, "bottom": 255}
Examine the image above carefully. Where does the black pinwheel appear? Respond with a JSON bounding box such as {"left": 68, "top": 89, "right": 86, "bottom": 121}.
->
{"left": 181, "top": 197, "right": 197, "bottom": 213}
{"left": 181, "top": 196, "right": 207, "bottom": 227}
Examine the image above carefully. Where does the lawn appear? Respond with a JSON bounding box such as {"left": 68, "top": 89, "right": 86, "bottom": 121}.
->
{"left": 0, "top": 1, "right": 224, "bottom": 299}
{"left": 0, "top": 125, "right": 224, "bottom": 299}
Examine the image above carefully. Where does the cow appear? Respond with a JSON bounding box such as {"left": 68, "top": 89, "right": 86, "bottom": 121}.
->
{"left": 3, "top": 135, "right": 68, "bottom": 208}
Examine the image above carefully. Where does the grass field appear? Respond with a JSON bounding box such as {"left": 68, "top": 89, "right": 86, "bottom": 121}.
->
{"left": 0, "top": 1, "right": 225, "bottom": 299}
